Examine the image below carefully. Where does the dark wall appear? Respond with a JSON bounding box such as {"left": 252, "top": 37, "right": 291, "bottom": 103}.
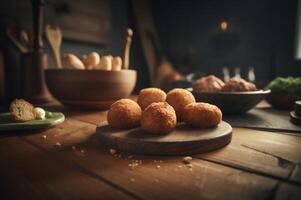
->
{"left": 151, "top": 0, "right": 301, "bottom": 84}
{"left": 1, "top": 0, "right": 300, "bottom": 101}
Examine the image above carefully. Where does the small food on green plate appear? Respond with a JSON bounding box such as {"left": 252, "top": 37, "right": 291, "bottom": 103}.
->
{"left": 9, "top": 99, "right": 36, "bottom": 122}
{"left": 0, "top": 111, "right": 65, "bottom": 131}
{"left": 141, "top": 102, "right": 176, "bottom": 134}
{"left": 266, "top": 77, "right": 301, "bottom": 95}
{"left": 107, "top": 99, "right": 142, "bottom": 129}
{"left": 46, "top": 111, "right": 53, "bottom": 118}
{"left": 9, "top": 99, "right": 53, "bottom": 122}
{"left": 34, "top": 107, "right": 46, "bottom": 120}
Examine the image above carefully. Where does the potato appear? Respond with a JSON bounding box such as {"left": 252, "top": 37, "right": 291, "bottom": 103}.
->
{"left": 81, "top": 54, "right": 88, "bottom": 68}
{"left": 82, "top": 52, "right": 100, "bottom": 69}
{"left": 112, "top": 56, "right": 122, "bottom": 71}
{"left": 63, "top": 54, "right": 85, "bottom": 69}
{"left": 96, "top": 55, "right": 112, "bottom": 71}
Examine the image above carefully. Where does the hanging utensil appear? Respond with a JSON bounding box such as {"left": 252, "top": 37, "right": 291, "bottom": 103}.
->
{"left": 147, "top": 31, "right": 181, "bottom": 89}
{"left": 45, "top": 25, "right": 62, "bottom": 68}
{"left": 31, "top": 0, "right": 44, "bottom": 52}
{"left": 6, "top": 26, "right": 28, "bottom": 54}
{"left": 122, "top": 28, "right": 133, "bottom": 70}
{"left": 20, "top": 0, "right": 52, "bottom": 104}
{"left": 19, "top": 30, "right": 32, "bottom": 51}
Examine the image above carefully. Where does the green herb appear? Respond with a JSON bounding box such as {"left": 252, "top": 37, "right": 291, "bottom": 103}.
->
{"left": 266, "top": 77, "right": 301, "bottom": 95}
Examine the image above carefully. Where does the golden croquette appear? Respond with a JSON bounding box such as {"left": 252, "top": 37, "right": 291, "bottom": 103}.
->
{"left": 166, "top": 88, "right": 196, "bottom": 121}
{"left": 107, "top": 99, "right": 142, "bottom": 129}
{"left": 137, "top": 88, "right": 166, "bottom": 110}
{"left": 141, "top": 102, "right": 177, "bottom": 134}
{"left": 183, "top": 102, "right": 222, "bottom": 128}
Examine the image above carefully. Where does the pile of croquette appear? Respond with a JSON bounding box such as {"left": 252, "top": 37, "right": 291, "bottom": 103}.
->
{"left": 107, "top": 88, "right": 222, "bottom": 134}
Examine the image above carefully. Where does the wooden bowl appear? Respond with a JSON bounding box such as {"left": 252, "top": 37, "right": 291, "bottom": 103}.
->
{"left": 45, "top": 69, "right": 137, "bottom": 109}
{"left": 266, "top": 94, "right": 301, "bottom": 110}
{"left": 290, "top": 101, "right": 301, "bottom": 126}
{"left": 189, "top": 89, "right": 271, "bottom": 114}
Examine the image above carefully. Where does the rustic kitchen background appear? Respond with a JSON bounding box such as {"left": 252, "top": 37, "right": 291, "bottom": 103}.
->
{"left": 0, "top": 0, "right": 300, "bottom": 105}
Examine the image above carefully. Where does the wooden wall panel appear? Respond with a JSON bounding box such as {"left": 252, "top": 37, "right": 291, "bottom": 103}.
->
{"left": 0, "top": 0, "right": 112, "bottom": 45}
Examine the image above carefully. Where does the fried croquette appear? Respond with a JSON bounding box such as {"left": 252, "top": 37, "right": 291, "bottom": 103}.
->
{"left": 107, "top": 99, "right": 142, "bottom": 129}
{"left": 183, "top": 102, "right": 222, "bottom": 128}
{"left": 141, "top": 102, "right": 177, "bottom": 134}
{"left": 137, "top": 88, "right": 167, "bottom": 110}
{"left": 193, "top": 75, "right": 225, "bottom": 92}
{"left": 166, "top": 88, "right": 196, "bottom": 121}
{"left": 222, "top": 77, "right": 257, "bottom": 92}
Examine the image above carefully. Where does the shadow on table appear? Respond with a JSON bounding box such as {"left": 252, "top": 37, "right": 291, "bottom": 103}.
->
{"left": 224, "top": 108, "right": 301, "bottom": 133}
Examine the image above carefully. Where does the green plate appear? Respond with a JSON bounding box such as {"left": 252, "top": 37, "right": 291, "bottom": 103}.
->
{"left": 0, "top": 112, "right": 65, "bottom": 131}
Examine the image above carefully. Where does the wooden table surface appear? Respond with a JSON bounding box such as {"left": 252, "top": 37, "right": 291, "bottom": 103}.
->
{"left": 0, "top": 101, "right": 301, "bottom": 200}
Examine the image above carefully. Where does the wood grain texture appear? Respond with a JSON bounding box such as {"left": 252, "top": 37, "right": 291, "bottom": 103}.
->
{"left": 275, "top": 183, "right": 301, "bottom": 200}
{"left": 224, "top": 107, "right": 301, "bottom": 132}
{"left": 97, "top": 121, "right": 232, "bottom": 155}
{"left": 21, "top": 52, "right": 52, "bottom": 104}
{"left": 45, "top": 0, "right": 112, "bottom": 44}
{"left": 16, "top": 129, "right": 278, "bottom": 200}
{"left": 41, "top": 96, "right": 137, "bottom": 125}
{"left": 45, "top": 25, "right": 62, "bottom": 68}
{"left": 22, "top": 106, "right": 300, "bottom": 185}
{"left": 34, "top": 105, "right": 301, "bottom": 185}
{"left": 0, "top": 137, "right": 135, "bottom": 200}
{"left": 0, "top": 0, "right": 111, "bottom": 45}
{"left": 1, "top": 101, "right": 301, "bottom": 199}
{"left": 45, "top": 69, "right": 137, "bottom": 109}
{"left": 197, "top": 128, "right": 301, "bottom": 184}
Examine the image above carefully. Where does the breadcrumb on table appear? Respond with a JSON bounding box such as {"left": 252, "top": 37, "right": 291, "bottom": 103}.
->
{"left": 183, "top": 156, "right": 192, "bottom": 164}
{"left": 110, "top": 149, "right": 117, "bottom": 155}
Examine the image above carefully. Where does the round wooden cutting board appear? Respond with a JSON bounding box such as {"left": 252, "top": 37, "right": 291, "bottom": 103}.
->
{"left": 96, "top": 121, "right": 232, "bottom": 155}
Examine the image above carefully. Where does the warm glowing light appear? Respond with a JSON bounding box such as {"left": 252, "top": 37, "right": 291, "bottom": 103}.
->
{"left": 220, "top": 20, "right": 228, "bottom": 31}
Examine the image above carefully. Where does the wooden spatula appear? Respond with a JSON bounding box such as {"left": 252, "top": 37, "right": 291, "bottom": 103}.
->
{"left": 31, "top": 0, "right": 44, "bottom": 51}
{"left": 122, "top": 28, "right": 133, "bottom": 70}
{"left": 45, "top": 25, "right": 62, "bottom": 68}
{"left": 19, "top": 30, "right": 32, "bottom": 51}
{"left": 6, "top": 26, "right": 28, "bottom": 53}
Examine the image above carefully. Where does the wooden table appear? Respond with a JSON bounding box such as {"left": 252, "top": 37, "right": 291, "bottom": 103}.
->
{"left": 1, "top": 101, "right": 301, "bottom": 200}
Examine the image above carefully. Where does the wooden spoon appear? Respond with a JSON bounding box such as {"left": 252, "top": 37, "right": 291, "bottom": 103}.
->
{"left": 6, "top": 26, "right": 28, "bottom": 53}
{"left": 19, "top": 30, "right": 32, "bottom": 51}
{"left": 122, "top": 28, "right": 133, "bottom": 70}
{"left": 45, "top": 25, "right": 62, "bottom": 68}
